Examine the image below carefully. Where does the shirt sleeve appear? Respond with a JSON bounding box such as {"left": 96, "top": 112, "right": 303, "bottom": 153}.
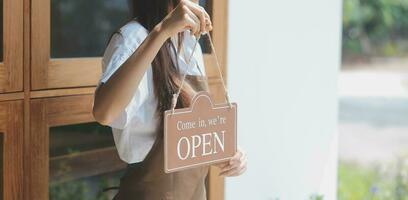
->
{"left": 95, "top": 32, "right": 150, "bottom": 130}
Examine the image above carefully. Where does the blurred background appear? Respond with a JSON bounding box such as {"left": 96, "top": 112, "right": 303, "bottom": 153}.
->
{"left": 4, "top": 0, "right": 408, "bottom": 199}
{"left": 338, "top": 0, "right": 408, "bottom": 199}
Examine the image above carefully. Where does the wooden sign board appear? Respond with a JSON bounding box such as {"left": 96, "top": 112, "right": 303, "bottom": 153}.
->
{"left": 164, "top": 91, "right": 237, "bottom": 173}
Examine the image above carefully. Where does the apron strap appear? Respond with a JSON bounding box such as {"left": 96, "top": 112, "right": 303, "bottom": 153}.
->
{"left": 170, "top": 32, "right": 232, "bottom": 114}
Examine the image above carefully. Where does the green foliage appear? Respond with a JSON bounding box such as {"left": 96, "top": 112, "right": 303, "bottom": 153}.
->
{"left": 342, "top": 0, "right": 408, "bottom": 58}
{"left": 49, "top": 181, "right": 90, "bottom": 200}
{"left": 49, "top": 172, "right": 122, "bottom": 200}
{"left": 338, "top": 159, "right": 408, "bottom": 200}
{"left": 309, "top": 194, "right": 324, "bottom": 200}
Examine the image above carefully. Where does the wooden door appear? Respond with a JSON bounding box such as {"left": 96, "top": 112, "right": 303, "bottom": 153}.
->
{"left": 0, "top": 100, "right": 24, "bottom": 200}
{"left": 0, "top": 0, "right": 23, "bottom": 92}
{"left": 27, "top": 0, "right": 228, "bottom": 199}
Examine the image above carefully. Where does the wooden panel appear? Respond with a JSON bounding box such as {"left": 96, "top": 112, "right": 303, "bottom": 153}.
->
{"left": 202, "top": 1, "right": 228, "bottom": 83}
{"left": 0, "top": 92, "right": 24, "bottom": 101}
{"left": 47, "top": 58, "right": 102, "bottom": 89}
{"left": 210, "top": 0, "right": 228, "bottom": 80}
{"left": 47, "top": 95, "right": 95, "bottom": 126}
{"left": 0, "top": 0, "right": 24, "bottom": 92}
{"left": 25, "top": 98, "right": 48, "bottom": 200}
{"left": 0, "top": 100, "right": 24, "bottom": 200}
{"left": 22, "top": 0, "right": 32, "bottom": 199}
{"left": 31, "top": 0, "right": 50, "bottom": 89}
{"left": 25, "top": 94, "right": 121, "bottom": 200}
{"left": 208, "top": 81, "right": 227, "bottom": 103}
{"left": 204, "top": 54, "right": 219, "bottom": 78}
{"left": 30, "top": 87, "right": 96, "bottom": 99}
{"left": 0, "top": 64, "right": 6, "bottom": 91}
{"left": 50, "top": 147, "right": 125, "bottom": 183}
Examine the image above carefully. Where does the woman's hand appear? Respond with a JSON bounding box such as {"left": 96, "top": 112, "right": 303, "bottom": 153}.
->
{"left": 159, "top": 0, "right": 213, "bottom": 38}
{"left": 215, "top": 147, "right": 247, "bottom": 177}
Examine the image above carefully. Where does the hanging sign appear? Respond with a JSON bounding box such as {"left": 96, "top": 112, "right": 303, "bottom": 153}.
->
{"left": 164, "top": 91, "right": 237, "bottom": 173}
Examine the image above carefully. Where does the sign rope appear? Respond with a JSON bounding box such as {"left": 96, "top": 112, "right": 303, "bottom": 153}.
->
{"left": 170, "top": 32, "right": 232, "bottom": 114}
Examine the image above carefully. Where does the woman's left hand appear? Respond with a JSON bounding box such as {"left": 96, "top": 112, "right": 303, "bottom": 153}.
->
{"left": 215, "top": 147, "right": 247, "bottom": 177}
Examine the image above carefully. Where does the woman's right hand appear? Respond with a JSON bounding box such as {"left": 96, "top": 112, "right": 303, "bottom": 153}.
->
{"left": 159, "top": 0, "right": 213, "bottom": 38}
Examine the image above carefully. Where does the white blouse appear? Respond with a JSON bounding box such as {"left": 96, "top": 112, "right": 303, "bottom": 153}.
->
{"left": 94, "top": 20, "right": 206, "bottom": 163}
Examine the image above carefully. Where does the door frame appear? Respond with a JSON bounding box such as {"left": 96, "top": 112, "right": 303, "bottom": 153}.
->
{"left": 0, "top": 0, "right": 24, "bottom": 92}
{"left": 0, "top": 100, "right": 24, "bottom": 200}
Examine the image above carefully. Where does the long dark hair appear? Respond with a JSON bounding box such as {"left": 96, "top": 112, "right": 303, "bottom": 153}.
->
{"left": 127, "top": 0, "right": 189, "bottom": 115}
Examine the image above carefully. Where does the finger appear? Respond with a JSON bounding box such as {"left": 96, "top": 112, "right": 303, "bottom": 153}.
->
{"left": 220, "top": 165, "right": 240, "bottom": 177}
{"left": 221, "top": 151, "right": 247, "bottom": 173}
{"left": 205, "top": 23, "right": 213, "bottom": 33}
{"left": 235, "top": 153, "right": 248, "bottom": 176}
{"left": 203, "top": 12, "right": 212, "bottom": 32}
{"left": 182, "top": 13, "right": 198, "bottom": 35}
{"left": 220, "top": 160, "right": 247, "bottom": 177}
{"left": 203, "top": 15, "right": 212, "bottom": 33}
{"left": 240, "top": 151, "right": 247, "bottom": 165}
{"left": 229, "top": 150, "right": 242, "bottom": 165}
{"left": 197, "top": 8, "right": 206, "bottom": 33}
{"left": 219, "top": 167, "right": 235, "bottom": 176}
{"left": 179, "top": 4, "right": 198, "bottom": 34}
{"left": 224, "top": 154, "right": 246, "bottom": 173}
{"left": 238, "top": 155, "right": 247, "bottom": 170}
{"left": 224, "top": 154, "right": 241, "bottom": 171}
{"left": 220, "top": 162, "right": 237, "bottom": 173}
{"left": 214, "top": 161, "right": 229, "bottom": 169}
{"left": 184, "top": 7, "right": 201, "bottom": 36}
{"left": 221, "top": 158, "right": 243, "bottom": 173}
{"left": 203, "top": 10, "right": 211, "bottom": 21}
{"left": 220, "top": 148, "right": 247, "bottom": 177}
{"left": 184, "top": 1, "right": 207, "bottom": 34}
{"left": 183, "top": 1, "right": 212, "bottom": 33}
{"left": 235, "top": 148, "right": 247, "bottom": 164}
{"left": 234, "top": 165, "right": 247, "bottom": 176}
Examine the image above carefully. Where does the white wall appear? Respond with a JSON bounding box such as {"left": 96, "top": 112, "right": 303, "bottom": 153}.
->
{"left": 226, "top": 0, "right": 342, "bottom": 199}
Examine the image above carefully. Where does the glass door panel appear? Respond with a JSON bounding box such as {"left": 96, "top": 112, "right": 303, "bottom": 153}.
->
{"left": 49, "top": 122, "right": 126, "bottom": 200}
{"left": 51, "top": 0, "right": 129, "bottom": 58}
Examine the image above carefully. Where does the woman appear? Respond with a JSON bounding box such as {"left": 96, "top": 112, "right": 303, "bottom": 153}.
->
{"left": 93, "top": 0, "right": 247, "bottom": 199}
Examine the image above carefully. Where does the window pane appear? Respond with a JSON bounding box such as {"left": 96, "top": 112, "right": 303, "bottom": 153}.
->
{"left": 51, "top": 0, "right": 129, "bottom": 58}
{"left": 49, "top": 122, "right": 126, "bottom": 200}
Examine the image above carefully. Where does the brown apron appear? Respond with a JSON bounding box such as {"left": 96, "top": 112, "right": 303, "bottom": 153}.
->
{"left": 113, "top": 75, "right": 210, "bottom": 200}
